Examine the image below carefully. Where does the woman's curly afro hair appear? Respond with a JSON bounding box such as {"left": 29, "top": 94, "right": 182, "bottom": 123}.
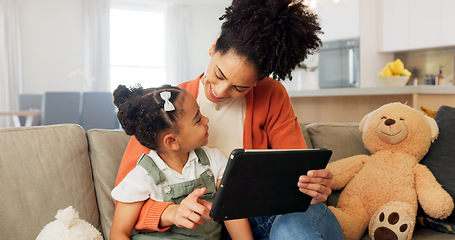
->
{"left": 216, "top": 0, "right": 323, "bottom": 81}
{"left": 113, "top": 84, "right": 184, "bottom": 150}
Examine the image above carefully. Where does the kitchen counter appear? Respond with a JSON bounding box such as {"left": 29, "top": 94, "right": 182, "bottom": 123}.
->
{"left": 289, "top": 85, "right": 455, "bottom": 123}
{"left": 288, "top": 85, "right": 455, "bottom": 97}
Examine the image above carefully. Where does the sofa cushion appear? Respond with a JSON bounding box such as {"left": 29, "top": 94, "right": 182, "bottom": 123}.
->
{"left": 305, "top": 123, "right": 370, "bottom": 207}
{"left": 305, "top": 122, "right": 370, "bottom": 162}
{"left": 300, "top": 123, "right": 313, "bottom": 149}
{"left": 419, "top": 105, "right": 455, "bottom": 233}
{"left": 0, "top": 124, "right": 99, "bottom": 240}
{"left": 87, "top": 129, "right": 130, "bottom": 240}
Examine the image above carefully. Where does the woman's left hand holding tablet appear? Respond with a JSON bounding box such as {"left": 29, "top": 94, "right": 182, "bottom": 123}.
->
{"left": 161, "top": 187, "right": 213, "bottom": 229}
{"left": 297, "top": 169, "right": 334, "bottom": 204}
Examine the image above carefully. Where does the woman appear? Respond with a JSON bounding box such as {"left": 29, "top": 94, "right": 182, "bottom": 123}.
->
{"left": 115, "top": 0, "right": 343, "bottom": 239}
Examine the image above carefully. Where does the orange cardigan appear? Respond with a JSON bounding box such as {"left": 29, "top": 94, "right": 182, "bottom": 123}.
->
{"left": 115, "top": 75, "right": 307, "bottom": 232}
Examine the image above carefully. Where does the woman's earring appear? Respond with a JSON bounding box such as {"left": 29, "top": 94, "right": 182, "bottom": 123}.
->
{"left": 208, "top": 43, "right": 215, "bottom": 56}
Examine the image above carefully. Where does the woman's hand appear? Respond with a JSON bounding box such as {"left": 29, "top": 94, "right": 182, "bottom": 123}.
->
{"left": 161, "top": 188, "right": 213, "bottom": 229}
{"left": 297, "top": 169, "right": 333, "bottom": 204}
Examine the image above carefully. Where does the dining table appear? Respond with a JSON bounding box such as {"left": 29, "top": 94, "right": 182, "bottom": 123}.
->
{"left": 0, "top": 110, "right": 41, "bottom": 127}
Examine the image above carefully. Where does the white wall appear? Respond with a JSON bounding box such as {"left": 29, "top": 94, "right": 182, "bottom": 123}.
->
{"left": 187, "top": 2, "right": 228, "bottom": 79}
{"left": 19, "top": 0, "right": 229, "bottom": 94}
{"left": 19, "top": 0, "right": 393, "bottom": 92}
{"left": 21, "top": 0, "right": 85, "bottom": 93}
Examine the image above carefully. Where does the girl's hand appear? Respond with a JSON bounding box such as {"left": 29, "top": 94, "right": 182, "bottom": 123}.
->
{"left": 297, "top": 169, "right": 333, "bottom": 204}
{"left": 169, "top": 188, "right": 213, "bottom": 229}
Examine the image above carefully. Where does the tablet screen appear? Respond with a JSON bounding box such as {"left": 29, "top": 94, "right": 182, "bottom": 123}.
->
{"left": 210, "top": 148, "right": 332, "bottom": 221}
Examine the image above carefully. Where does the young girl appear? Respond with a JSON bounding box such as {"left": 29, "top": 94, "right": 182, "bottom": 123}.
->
{"left": 110, "top": 84, "right": 252, "bottom": 240}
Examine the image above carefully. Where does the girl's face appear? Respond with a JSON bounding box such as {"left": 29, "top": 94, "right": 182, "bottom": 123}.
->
{"left": 174, "top": 92, "right": 210, "bottom": 151}
{"left": 203, "top": 50, "right": 259, "bottom": 103}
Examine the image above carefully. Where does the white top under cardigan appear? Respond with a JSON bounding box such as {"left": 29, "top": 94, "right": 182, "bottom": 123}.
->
{"left": 197, "top": 79, "right": 246, "bottom": 157}
{"left": 111, "top": 146, "right": 227, "bottom": 203}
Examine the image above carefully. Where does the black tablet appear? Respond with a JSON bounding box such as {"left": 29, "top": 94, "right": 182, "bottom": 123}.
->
{"left": 209, "top": 148, "right": 332, "bottom": 221}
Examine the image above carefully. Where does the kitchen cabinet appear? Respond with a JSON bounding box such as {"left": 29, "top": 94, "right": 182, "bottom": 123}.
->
{"left": 380, "top": 0, "right": 408, "bottom": 51}
{"left": 289, "top": 85, "right": 455, "bottom": 123}
{"left": 316, "top": 0, "right": 359, "bottom": 42}
{"left": 381, "top": 0, "right": 455, "bottom": 52}
{"left": 441, "top": 0, "right": 455, "bottom": 47}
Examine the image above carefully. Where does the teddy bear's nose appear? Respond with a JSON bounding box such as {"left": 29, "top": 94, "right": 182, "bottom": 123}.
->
{"left": 385, "top": 119, "right": 396, "bottom": 126}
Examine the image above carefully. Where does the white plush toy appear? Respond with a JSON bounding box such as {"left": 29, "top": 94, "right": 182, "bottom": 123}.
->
{"left": 36, "top": 206, "right": 102, "bottom": 240}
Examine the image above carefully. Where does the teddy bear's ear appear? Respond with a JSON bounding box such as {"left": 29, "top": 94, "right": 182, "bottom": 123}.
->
{"left": 425, "top": 115, "right": 439, "bottom": 142}
{"left": 359, "top": 113, "right": 369, "bottom": 133}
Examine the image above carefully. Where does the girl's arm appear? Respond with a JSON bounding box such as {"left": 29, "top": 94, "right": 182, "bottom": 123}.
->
{"left": 115, "top": 137, "right": 172, "bottom": 232}
{"left": 224, "top": 219, "right": 254, "bottom": 240}
{"left": 110, "top": 201, "right": 145, "bottom": 240}
{"left": 214, "top": 179, "right": 253, "bottom": 240}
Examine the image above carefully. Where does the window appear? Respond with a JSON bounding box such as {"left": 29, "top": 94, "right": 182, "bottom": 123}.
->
{"left": 110, "top": 8, "right": 166, "bottom": 91}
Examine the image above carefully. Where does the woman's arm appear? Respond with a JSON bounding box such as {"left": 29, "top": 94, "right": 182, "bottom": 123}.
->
{"left": 110, "top": 201, "right": 145, "bottom": 240}
{"left": 254, "top": 79, "right": 333, "bottom": 204}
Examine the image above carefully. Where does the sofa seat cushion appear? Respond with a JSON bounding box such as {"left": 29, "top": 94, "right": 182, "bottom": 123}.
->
{"left": 0, "top": 124, "right": 99, "bottom": 240}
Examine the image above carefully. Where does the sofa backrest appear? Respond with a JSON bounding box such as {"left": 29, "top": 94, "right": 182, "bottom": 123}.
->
{"left": 86, "top": 129, "right": 131, "bottom": 240}
{"left": 0, "top": 122, "right": 369, "bottom": 240}
{"left": 299, "top": 123, "right": 313, "bottom": 149}
{"left": 87, "top": 123, "right": 368, "bottom": 239}
{"left": 0, "top": 124, "right": 100, "bottom": 240}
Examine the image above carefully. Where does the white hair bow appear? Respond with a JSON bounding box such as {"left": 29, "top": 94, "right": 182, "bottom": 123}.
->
{"left": 160, "top": 91, "right": 175, "bottom": 112}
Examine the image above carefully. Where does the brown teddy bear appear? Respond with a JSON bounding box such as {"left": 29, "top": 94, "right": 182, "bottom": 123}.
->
{"left": 326, "top": 102, "right": 454, "bottom": 240}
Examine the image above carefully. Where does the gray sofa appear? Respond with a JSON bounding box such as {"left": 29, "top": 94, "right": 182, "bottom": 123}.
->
{"left": 0, "top": 123, "right": 453, "bottom": 240}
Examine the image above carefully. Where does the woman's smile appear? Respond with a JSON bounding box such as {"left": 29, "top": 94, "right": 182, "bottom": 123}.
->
{"left": 209, "top": 83, "right": 225, "bottom": 100}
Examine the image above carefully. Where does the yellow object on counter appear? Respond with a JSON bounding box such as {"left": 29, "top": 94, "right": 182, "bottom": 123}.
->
{"left": 378, "top": 58, "right": 412, "bottom": 78}
{"left": 378, "top": 67, "right": 393, "bottom": 77}
{"left": 391, "top": 59, "right": 405, "bottom": 75}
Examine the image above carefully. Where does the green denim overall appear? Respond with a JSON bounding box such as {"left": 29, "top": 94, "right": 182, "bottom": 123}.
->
{"left": 131, "top": 148, "right": 221, "bottom": 240}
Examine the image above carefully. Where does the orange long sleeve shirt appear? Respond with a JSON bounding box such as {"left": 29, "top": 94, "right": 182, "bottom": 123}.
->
{"left": 114, "top": 74, "right": 307, "bottom": 232}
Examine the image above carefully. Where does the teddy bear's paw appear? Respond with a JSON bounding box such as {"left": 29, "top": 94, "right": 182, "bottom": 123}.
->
{"left": 371, "top": 208, "right": 414, "bottom": 240}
